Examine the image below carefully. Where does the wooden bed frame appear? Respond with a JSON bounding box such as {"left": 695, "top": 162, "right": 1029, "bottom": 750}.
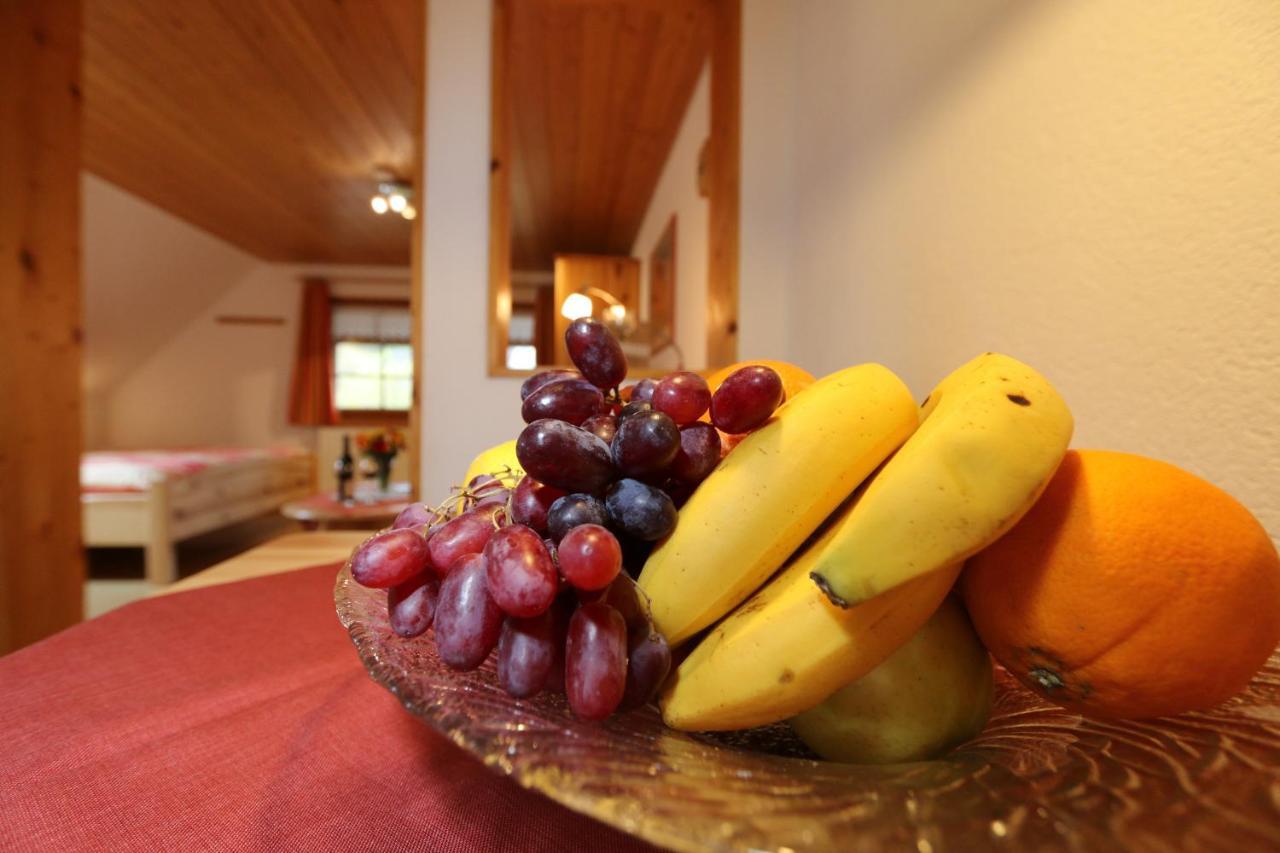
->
{"left": 81, "top": 453, "right": 314, "bottom": 585}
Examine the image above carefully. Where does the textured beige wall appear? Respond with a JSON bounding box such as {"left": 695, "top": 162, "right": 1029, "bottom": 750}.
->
{"left": 780, "top": 0, "right": 1280, "bottom": 536}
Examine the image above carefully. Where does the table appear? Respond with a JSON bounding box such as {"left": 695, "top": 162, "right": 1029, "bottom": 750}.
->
{"left": 0, "top": 535, "right": 657, "bottom": 852}
{"left": 280, "top": 489, "right": 412, "bottom": 530}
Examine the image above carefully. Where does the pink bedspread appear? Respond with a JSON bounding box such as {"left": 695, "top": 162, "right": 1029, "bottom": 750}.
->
{"left": 81, "top": 447, "right": 307, "bottom": 494}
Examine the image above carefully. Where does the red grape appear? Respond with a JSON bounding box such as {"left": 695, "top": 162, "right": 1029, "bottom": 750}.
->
{"left": 565, "top": 318, "right": 628, "bottom": 390}
{"left": 630, "top": 378, "right": 657, "bottom": 403}
{"left": 434, "top": 553, "right": 504, "bottom": 670}
{"left": 427, "top": 504, "right": 501, "bottom": 576}
{"left": 350, "top": 528, "right": 431, "bottom": 588}
{"left": 670, "top": 422, "right": 721, "bottom": 485}
{"left": 617, "top": 400, "right": 653, "bottom": 423}
{"left": 483, "top": 524, "right": 558, "bottom": 618}
{"left": 496, "top": 610, "right": 557, "bottom": 698}
{"left": 510, "top": 476, "right": 565, "bottom": 534}
{"left": 387, "top": 573, "right": 440, "bottom": 638}
{"left": 623, "top": 627, "right": 672, "bottom": 709}
{"left": 516, "top": 419, "right": 615, "bottom": 494}
{"left": 391, "top": 503, "right": 442, "bottom": 531}
{"left": 520, "top": 369, "right": 580, "bottom": 401}
{"left": 581, "top": 413, "right": 618, "bottom": 444}
{"left": 710, "top": 366, "right": 784, "bottom": 434}
{"left": 520, "top": 377, "right": 605, "bottom": 426}
{"left": 544, "top": 595, "right": 574, "bottom": 694}
{"left": 546, "top": 493, "right": 608, "bottom": 542}
{"left": 565, "top": 602, "right": 628, "bottom": 720}
{"left": 605, "top": 479, "right": 677, "bottom": 541}
{"left": 558, "top": 524, "right": 622, "bottom": 591}
{"left": 652, "top": 371, "right": 711, "bottom": 425}
{"left": 611, "top": 411, "right": 680, "bottom": 479}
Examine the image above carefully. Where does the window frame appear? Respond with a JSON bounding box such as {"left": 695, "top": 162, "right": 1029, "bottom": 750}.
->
{"left": 330, "top": 296, "right": 413, "bottom": 427}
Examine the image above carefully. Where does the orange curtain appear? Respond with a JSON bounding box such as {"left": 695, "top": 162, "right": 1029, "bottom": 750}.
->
{"left": 288, "top": 277, "right": 337, "bottom": 426}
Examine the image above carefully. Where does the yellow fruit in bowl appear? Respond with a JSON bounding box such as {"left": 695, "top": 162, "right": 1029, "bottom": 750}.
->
{"left": 963, "top": 449, "right": 1280, "bottom": 720}
{"left": 461, "top": 439, "right": 522, "bottom": 488}
{"left": 789, "top": 597, "right": 993, "bottom": 764}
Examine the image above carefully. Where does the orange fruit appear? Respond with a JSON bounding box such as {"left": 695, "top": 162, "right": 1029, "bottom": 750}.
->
{"left": 963, "top": 449, "right": 1280, "bottom": 719}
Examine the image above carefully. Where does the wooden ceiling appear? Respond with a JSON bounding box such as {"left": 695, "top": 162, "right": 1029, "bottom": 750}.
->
{"left": 83, "top": 0, "right": 423, "bottom": 265}
{"left": 505, "top": 0, "right": 711, "bottom": 270}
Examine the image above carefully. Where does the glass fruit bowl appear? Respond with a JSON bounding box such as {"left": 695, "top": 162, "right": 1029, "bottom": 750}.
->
{"left": 335, "top": 564, "right": 1280, "bottom": 852}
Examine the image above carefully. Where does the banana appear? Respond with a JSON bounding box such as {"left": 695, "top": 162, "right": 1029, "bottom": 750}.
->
{"left": 638, "top": 364, "right": 918, "bottom": 646}
{"left": 659, "top": 496, "right": 962, "bottom": 730}
{"left": 808, "top": 352, "right": 1072, "bottom": 609}
{"left": 789, "top": 596, "right": 993, "bottom": 764}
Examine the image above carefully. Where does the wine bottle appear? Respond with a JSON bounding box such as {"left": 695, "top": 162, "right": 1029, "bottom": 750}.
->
{"left": 335, "top": 435, "right": 355, "bottom": 502}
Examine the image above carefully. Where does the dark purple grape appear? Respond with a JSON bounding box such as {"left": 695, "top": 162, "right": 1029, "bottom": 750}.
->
{"left": 617, "top": 534, "right": 655, "bottom": 578}
{"left": 617, "top": 400, "right": 653, "bottom": 423}
{"left": 351, "top": 528, "right": 431, "bottom": 589}
{"left": 391, "top": 503, "right": 443, "bottom": 531}
{"left": 546, "top": 493, "right": 607, "bottom": 542}
{"left": 581, "top": 413, "right": 618, "bottom": 444}
{"left": 710, "top": 366, "right": 784, "bottom": 434}
{"left": 565, "top": 318, "right": 627, "bottom": 390}
{"left": 605, "top": 479, "right": 678, "bottom": 542}
{"left": 611, "top": 411, "right": 680, "bottom": 479}
{"left": 670, "top": 422, "right": 722, "bottom": 485}
{"left": 510, "top": 476, "right": 566, "bottom": 534}
{"left": 623, "top": 628, "right": 671, "bottom": 709}
{"left": 520, "top": 369, "right": 581, "bottom": 401}
{"left": 566, "top": 602, "right": 629, "bottom": 720}
{"left": 388, "top": 573, "right": 440, "bottom": 638}
{"left": 483, "top": 524, "right": 558, "bottom": 618}
{"left": 516, "top": 419, "right": 615, "bottom": 494}
{"left": 544, "top": 595, "right": 574, "bottom": 694}
{"left": 427, "top": 504, "right": 501, "bottom": 577}
{"left": 520, "top": 377, "right": 605, "bottom": 426}
{"left": 496, "top": 610, "right": 558, "bottom": 698}
{"left": 630, "top": 378, "right": 657, "bottom": 404}
{"left": 652, "top": 372, "right": 711, "bottom": 426}
{"left": 434, "top": 553, "right": 504, "bottom": 670}
{"left": 601, "top": 574, "right": 650, "bottom": 634}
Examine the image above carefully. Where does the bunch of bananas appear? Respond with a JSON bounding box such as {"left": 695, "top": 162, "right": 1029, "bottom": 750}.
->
{"left": 638, "top": 353, "right": 1073, "bottom": 756}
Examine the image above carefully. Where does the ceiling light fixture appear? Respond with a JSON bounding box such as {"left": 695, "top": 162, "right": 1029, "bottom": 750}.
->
{"left": 369, "top": 179, "right": 415, "bottom": 221}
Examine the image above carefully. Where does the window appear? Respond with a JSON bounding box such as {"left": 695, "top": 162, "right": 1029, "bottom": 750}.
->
{"left": 331, "top": 300, "right": 413, "bottom": 421}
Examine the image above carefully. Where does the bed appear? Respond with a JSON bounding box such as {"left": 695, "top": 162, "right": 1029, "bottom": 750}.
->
{"left": 81, "top": 447, "right": 315, "bottom": 585}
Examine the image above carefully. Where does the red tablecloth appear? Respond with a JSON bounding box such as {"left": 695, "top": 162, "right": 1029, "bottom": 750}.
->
{"left": 0, "top": 564, "right": 657, "bottom": 852}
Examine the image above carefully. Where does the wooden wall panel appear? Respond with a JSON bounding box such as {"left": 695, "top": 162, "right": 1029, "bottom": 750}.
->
{"left": 706, "top": 0, "right": 740, "bottom": 366}
{"left": 0, "top": 0, "right": 86, "bottom": 652}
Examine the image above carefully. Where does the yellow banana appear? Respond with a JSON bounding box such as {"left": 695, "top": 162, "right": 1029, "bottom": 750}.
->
{"left": 638, "top": 364, "right": 918, "bottom": 646}
{"left": 809, "top": 353, "right": 1073, "bottom": 609}
{"left": 659, "top": 498, "right": 961, "bottom": 730}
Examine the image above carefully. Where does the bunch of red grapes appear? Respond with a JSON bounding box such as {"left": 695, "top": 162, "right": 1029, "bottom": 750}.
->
{"left": 348, "top": 318, "right": 784, "bottom": 721}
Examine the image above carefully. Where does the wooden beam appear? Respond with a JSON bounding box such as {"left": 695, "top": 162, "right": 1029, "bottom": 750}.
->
{"left": 487, "top": 0, "right": 514, "bottom": 376}
{"left": 409, "top": 0, "right": 427, "bottom": 500}
{"left": 706, "top": 0, "right": 741, "bottom": 367}
{"left": 0, "top": 0, "right": 86, "bottom": 652}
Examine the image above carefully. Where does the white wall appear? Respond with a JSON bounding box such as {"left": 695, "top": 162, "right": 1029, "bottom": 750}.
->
{"left": 419, "top": 0, "right": 524, "bottom": 501}
{"left": 82, "top": 174, "right": 259, "bottom": 447}
{"left": 631, "top": 63, "right": 710, "bottom": 369}
{"left": 768, "top": 0, "right": 1280, "bottom": 536}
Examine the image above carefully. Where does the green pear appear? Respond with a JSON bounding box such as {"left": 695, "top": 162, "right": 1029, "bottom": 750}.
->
{"left": 789, "top": 596, "right": 993, "bottom": 764}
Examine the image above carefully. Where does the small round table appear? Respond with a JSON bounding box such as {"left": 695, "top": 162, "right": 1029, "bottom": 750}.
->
{"left": 281, "top": 489, "right": 413, "bottom": 531}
